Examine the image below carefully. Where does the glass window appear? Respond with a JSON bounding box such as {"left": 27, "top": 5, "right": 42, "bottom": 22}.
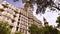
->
{"left": 16, "top": 27, "right": 19, "bottom": 31}
{"left": 10, "top": 26, "right": 13, "bottom": 29}
{"left": 12, "top": 19, "right": 15, "bottom": 23}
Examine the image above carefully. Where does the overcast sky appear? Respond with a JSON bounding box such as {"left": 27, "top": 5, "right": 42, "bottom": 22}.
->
{"left": 5, "top": 0, "right": 60, "bottom": 26}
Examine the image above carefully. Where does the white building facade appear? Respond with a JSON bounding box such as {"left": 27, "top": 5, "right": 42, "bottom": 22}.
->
{"left": 0, "top": 1, "right": 42, "bottom": 34}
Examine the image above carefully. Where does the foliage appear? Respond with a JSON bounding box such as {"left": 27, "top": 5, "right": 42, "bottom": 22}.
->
{"left": 0, "top": 21, "right": 11, "bottom": 34}
{"left": 14, "top": 0, "right": 60, "bottom": 14}
{"left": 58, "top": 31, "right": 60, "bottom": 34}
{"left": 29, "top": 24, "right": 39, "bottom": 34}
{"left": 43, "top": 26, "right": 58, "bottom": 34}
{"left": 29, "top": 24, "right": 59, "bottom": 34}
{"left": 56, "top": 16, "right": 60, "bottom": 27}
{"left": 15, "top": 31, "right": 22, "bottom": 34}
{"left": 29, "top": 0, "right": 60, "bottom": 14}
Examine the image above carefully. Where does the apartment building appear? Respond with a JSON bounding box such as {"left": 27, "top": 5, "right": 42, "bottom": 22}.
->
{"left": 0, "top": 1, "right": 42, "bottom": 34}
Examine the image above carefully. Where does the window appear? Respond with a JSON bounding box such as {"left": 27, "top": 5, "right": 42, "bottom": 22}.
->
{"left": 16, "top": 27, "right": 19, "bottom": 31}
{"left": 0, "top": 9, "right": 4, "bottom": 11}
{"left": 13, "top": 15, "right": 16, "bottom": 18}
{"left": 19, "top": 15, "right": 20, "bottom": 17}
{"left": 22, "top": 29, "right": 24, "bottom": 33}
{"left": 25, "top": 31, "right": 27, "bottom": 34}
{"left": 2, "top": 4, "right": 8, "bottom": 8}
{"left": 12, "top": 20, "right": 15, "bottom": 23}
{"left": 18, "top": 18, "right": 20, "bottom": 21}
{"left": 14, "top": 10, "right": 18, "bottom": 14}
{"left": 28, "top": 23, "right": 30, "bottom": 25}
{"left": 10, "top": 26, "right": 13, "bottom": 29}
{"left": 20, "top": 28, "right": 22, "bottom": 32}
{"left": 17, "top": 22, "right": 20, "bottom": 25}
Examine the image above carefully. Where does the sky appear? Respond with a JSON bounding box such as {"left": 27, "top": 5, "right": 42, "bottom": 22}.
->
{"left": 6, "top": 0, "right": 24, "bottom": 8}
{"left": 33, "top": 4, "right": 59, "bottom": 26}
{"left": 4, "top": 0, "right": 60, "bottom": 26}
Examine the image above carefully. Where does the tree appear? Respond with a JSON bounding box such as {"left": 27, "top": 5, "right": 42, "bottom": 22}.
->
{"left": 58, "top": 31, "right": 60, "bottom": 34}
{"left": 29, "top": 24, "right": 39, "bottom": 34}
{"left": 37, "top": 26, "right": 59, "bottom": 34}
{"left": 29, "top": 24, "right": 59, "bottom": 34}
{"left": 56, "top": 16, "right": 60, "bottom": 28}
{"left": 43, "top": 26, "right": 58, "bottom": 34}
{"left": 13, "top": 0, "right": 60, "bottom": 14}
{"left": 0, "top": 21, "right": 11, "bottom": 34}
{"left": 15, "top": 31, "right": 22, "bottom": 34}
{"left": 37, "top": 28, "right": 44, "bottom": 34}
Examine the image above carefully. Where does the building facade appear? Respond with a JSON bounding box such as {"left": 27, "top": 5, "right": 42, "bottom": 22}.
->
{"left": 0, "top": 1, "right": 42, "bottom": 34}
